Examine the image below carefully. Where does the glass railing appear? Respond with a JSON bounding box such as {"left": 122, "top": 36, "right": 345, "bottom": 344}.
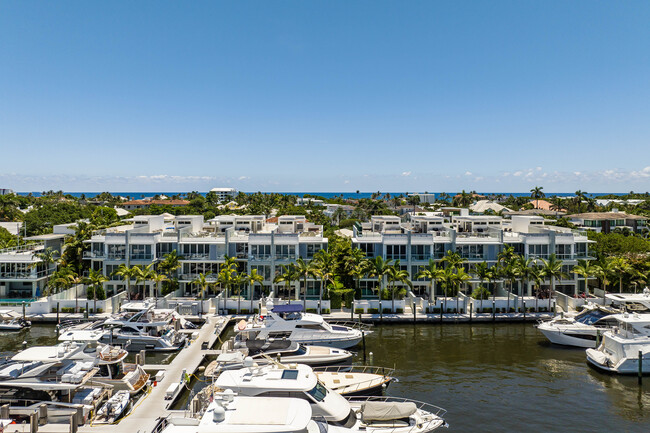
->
{"left": 106, "top": 254, "right": 126, "bottom": 260}
{"left": 130, "top": 254, "right": 153, "bottom": 260}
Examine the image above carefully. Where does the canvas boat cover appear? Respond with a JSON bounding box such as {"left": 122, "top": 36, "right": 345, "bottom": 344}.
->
{"left": 247, "top": 339, "right": 295, "bottom": 353}
{"left": 272, "top": 304, "right": 304, "bottom": 313}
{"left": 361, "top": 401, "right": 417, "bottom": 422}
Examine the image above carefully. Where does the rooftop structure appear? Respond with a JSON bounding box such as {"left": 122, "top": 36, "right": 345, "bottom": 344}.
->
{"left": 210, "top": 187, "right": 238, "bottom": 202}
{"left": 568, "top": 211, "right": 649, "bottom": 234}
{"left": 120, "top": 200, "right": 190, "bottom": 210}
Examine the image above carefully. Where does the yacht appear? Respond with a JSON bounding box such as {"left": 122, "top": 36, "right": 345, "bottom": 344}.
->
{"left": 313, "top": 365, "right": 395, "bottom": 396}
{"left": 214, "top": 362, "right": 447, "bottom": 432}
{"left": 234, "top": 302, "right": 369, "bottom": 349}
{"left": 0, "top": 310, "right": 31, "bottom": 331}
{"left": 57, "top": 331, "right": 150, "bottom": 394}
{"left": 536, "top": 304, "right": 620, "bottom": 348}
{"left": 61, "top": 309, "right": 187, "bottom": 352}
{"left": 205, "top": 340, "right": 352, "bottom": 377}
{"left": 154, "top": 391, "right": 319, "bottom": 433}
{"left": 94, "top": 390, "right": 130, "bottom": 424}
{"left": 586, "top": 313, "right": 650, "bottom": 374}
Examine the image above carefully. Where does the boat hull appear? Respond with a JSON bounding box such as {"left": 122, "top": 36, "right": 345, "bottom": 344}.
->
{"left": 537, "top": 325, "right": 597, "bottom": 348}
{"left": 587, "top": 349, "right": 650, "bottom": 375}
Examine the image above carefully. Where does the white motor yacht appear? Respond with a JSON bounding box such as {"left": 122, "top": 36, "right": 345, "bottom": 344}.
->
{"left": 214, "top": 362, "right": 447, "bottom": 432}
{"left": 313, "top": 365, "right": 395, "bottom": 396}
{"left": 154, "top": 391, "right": 319, "bottom": 433}
{"left": 234, "top": 302, "right": 369, "bottom": 349}
{"left": 58, "top": 331, "right": 150, "bottom": 394}
{"left": 0, "top": 310, "right": 31, "bottom": 331}
{"left": 536, "top": 304, "right": 620, "bottom": 348}
{"left": 586, "top": 313, "right": 650, "bottom": 375}
{"left": 94, "top": 390, "right": 130, "bottom": 424}
{"left": 205, "top": 340, "right": 352, "bottom": 377}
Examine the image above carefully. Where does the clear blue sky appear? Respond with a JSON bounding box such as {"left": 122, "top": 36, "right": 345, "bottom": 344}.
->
{"left": 1, "top": 1, "right": 650, "bottom": 193}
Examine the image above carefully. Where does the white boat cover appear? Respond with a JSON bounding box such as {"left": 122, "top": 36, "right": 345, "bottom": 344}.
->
{"left": 361, "top": 402, "right": 417, "bottom": 422}
{"left": 586, "top": 349, "right": 609, "bottom": 366}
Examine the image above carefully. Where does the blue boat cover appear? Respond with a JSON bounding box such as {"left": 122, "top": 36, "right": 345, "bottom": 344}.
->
{"left": 272, "top": 304, "right": 304, "bottom": 313}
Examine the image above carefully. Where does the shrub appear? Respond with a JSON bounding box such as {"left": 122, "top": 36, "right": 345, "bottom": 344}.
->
{"left": 240, "top": 309, "right": 249, "bottom": 314}
{"left": 368, "top": 308, "right": 379, "bottom": 314}
{"left": 382, "top": 308, "right": 392, "bottom": 314}
{"left": 321, "top": 309, "right": 331, "bottom": 314}
{"left": 395, "top": 308, "right": 404, "bottom": 314}
{"left": 62, "top": 307, "right": 75, "bottom": 313}
{"left": 253, "top": 309, "right": 259, "bottom": 314}
{"left": 484, "top": 308, "right": 493, "bottom": 313}
{"left": 354, "top": 308, "right": 365, "bottom": 314}
{"left": 306, "top": 308, "right": 317, "bottom": 313}
{"left": 447, "top": 308, "right": 456, "bottom": 313}
{"left": 227, "top": 309, "right": 237, "bottom": 314}
{"left": 430, "top": 308, "right": 441, "bottom": 314}
{"left": 509, "top": 308, "right": 515, "bottom": 313}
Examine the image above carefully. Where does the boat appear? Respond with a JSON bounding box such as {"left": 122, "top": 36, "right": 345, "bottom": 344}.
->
{"left": 0, "top": 310, "right": 31, "bottom": 331}
{"left": 536, "top": 304, "right": 620, "bottom": 348}
{"left": 234, "top": 302, "right": 370, "bottom": 349}
{"left": 58, "top": 330, "right": 150, "bottom": 394}
{"left": 214, "top": 361, "right": 447, "bottom": 432}
{"left": 94, "top": 390, "right": 130, "bottom": 424}
{"left": 205, "top": 340, "right": 353, "bottom": 378}
{"left": 153, "top": 390, "right": 320, "bottom": 433}
{"left": 586, "top": 313, "right": 650, "bottom": 375}
{"left": 313, "top": 365, "right": 395, "bottom": 396}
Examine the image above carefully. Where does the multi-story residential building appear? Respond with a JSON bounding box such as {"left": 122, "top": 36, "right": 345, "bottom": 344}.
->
{"left": 120, "top": 199, "right": 190, "bottom": 211}
{"left": 209, "top": 187, "right": 237, "bottom": 202}
{"left": 84, "top": 214, "right": 328, "bottom": 300}
{"left": 0, "top": 231, "right": 65, "bottom": 300}
{"left": 568, "top": 211, "right": 649, "bottom": 234}
{"left": 0, "top": 189, "right": 14, "bottom": 196}
{"left": 352, "top": 214, "right": 593, "bottom": 299}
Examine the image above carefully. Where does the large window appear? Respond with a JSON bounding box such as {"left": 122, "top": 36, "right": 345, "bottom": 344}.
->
{"left": 575, "top": 243, "right": 587, "bottom": 258}
{"left": 306, "top": 244, "right": 323, "bottom": 259}
{"left": 358, "top": 243, "right": 375, "bottom": 257}
{"left": 555, "top": 244, "right": 572, "bottom": 259}
{"left": 250, "top": 245, "right": 271, "bottom": 260}
{"left": 275, "top": 245, "right": 296, "bottom": 259}
{"left": 433, "top": 244, "right": 447, "bottom": 259}
{"left": 250, "top": 264, "right": 271, "bottom": 280}
{"left": 528, "top": 244, "right": 548, "bottom": 259}
{"left": 181, "top": 243, "right": 209, "bottom": 259}
{"left": 385, "top": 244, "right": 406, "bottom": 260}
{"left": 107, "top": 245, "right": 126, "bottom": 260}
{"left": 130, "top": 244, "right": 152, "bottom": 260}
{"left": 456, "top": 244, "right": 484, "bottom": 260}
{"left": 411, "top": 245, "right": 430, "bottom": 261}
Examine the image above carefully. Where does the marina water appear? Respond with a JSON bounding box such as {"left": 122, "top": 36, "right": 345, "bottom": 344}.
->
{"left": 3, "top": 323, "right": 649, "bottom": 432}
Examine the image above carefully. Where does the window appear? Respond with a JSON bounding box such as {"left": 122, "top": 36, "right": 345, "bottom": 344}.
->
{"left": 107, "top": 245, "right": 126, "bottom": 260}
{"left": 250, "top": 265, "right": 271, "bottom": 280}
{"left": 275, "top": 245, "right": 296, "bottom": 259}
{"left": 306, "top": 382, "right": 328, "bottom": 402}
{"left": 386, "top": 244, "right": 406, "bottom": 260}
{"left": 181, "top": 244, "right": 209, "bottom": 258}
{"left": 358, "top": 243, "right": 375, "bottom": 256}
{"left": 130, "top": 244, "right": 152, "bottom": 260}
{"left": 433, "top": 244, "right": 447, "bottom": 259}
{"left": 555, "top": 244, "right": 571, "bottom": 259}
{"left": 251, "top": 245, "right": 271, "bottom": 260}
{"left": 575, "top": 243, "right": 587, "bottom": 257}
{"left": 306, "top": 244, "right": 322, "bottom": 259}
{"left": 528, "top": 244, "right": 548, "bottom": 259}
{"left": 411, "top": 245, "right": 430, "bottom": 260}
{"left": 456, "top": 244, "right": 484, "bottom": 260}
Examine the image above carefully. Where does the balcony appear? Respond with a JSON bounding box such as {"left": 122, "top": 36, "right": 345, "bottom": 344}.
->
{"left": 250, "top": 254, "right": 272, "bottom": 262}
{"left": 410, "top": 254, "right": 431, "bottom": 261}
{"left": 275, "top": 254, "right": 296, "bottom": 261}
{"left": 385, "top": 255, "right": 407, "bottom": 261}
{"left": 130, "top": 254, "right": 153, "bottom": 261}
{"left": 183, "top": 253, "right": 210, "bottom": 260}
{"left": 106, "top": 254, "right": 126, "bottom": 260}
{"left": 83, "top": 251, "right": 105, "bottom": 259}
{"left": 0, "top": 268, "right": 54, "bottom": 279}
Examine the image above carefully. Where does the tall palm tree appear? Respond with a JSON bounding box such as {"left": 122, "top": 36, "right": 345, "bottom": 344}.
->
{"left": 441, "top": 250, "right": 465, "bottom": 269}
{"left": 191, "top": 272, "right": 214, "bottom": 313}
{"left": 386, "top": 261, "right": 411, "bottom": 312}
{"left": 274, "top": 264, "right": 298, "bottom": 300}
{"left": 134, "top": 264, "right": 156, "bottom": 299}
{"left": 343, "top": 248, "right": 366, "bottom": 308}
{"left": 36, "top": 247, "right": 59, "bottom": 293}
{"left": 528, "top": 264, "right": 544, "bottom": 310}
{"left": 113, "top": 264, "right": 137, "bottom": 300}
{"left": 539, "top": 254, "right": 567, "bottom": 306}
{"left": 610, "top": 257, "right": 632, "bottom": 293}
{"left": 150, "top": 272, "right": 169, "bottom": 301}
{"left": 294, "top": 257, "right": 311, "bottom": 309}
{"left": 232, "top": 271, "right": 248, "bottom": 313}
{"left": 311, "top": 250, "right": 335, "bottom": 313}
{"left": 572, "top": 259, "right": 596, "bottom": 296}
{"left": 416, "top": 259, "right": 445, "bottom": 301}
{"left": 247, "top": 268, "right": 264, "bottom": 312}
{"left": 593, "top": 256, "right": 615, "bottom": 299}
{"left": 530, "top": 186, "right": 545, "bottom": 210}
{"left": 83, "top": 269, "right": 108, "bottom": 313}
{"left": 159, "top": 250, "right": 183, "bottom": 281}
{"left": 364, "top": 256, "right": 392, "bottom": 318}
{"left": 574, "top": 190, "right": 587, "bottom": 213}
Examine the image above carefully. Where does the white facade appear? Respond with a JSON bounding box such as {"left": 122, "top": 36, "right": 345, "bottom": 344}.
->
{"left": 209, "top": 187, "right": 237, "bottom": 202}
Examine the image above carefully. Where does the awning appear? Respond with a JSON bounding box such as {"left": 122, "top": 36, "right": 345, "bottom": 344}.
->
{"left": 272, "top": 304, "right": 303, "bottom": 313}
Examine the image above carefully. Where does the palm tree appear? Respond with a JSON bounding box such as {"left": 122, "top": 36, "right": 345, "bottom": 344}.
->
{"left": 572, "top": 259, "right": 596, "bottom": 296}
{"left": 191, "top": 273, "right": 214, "bottom": 313}
{"left": 530, "top": 186, "right": 545, "bottom": 209}
{"left": 232, "top": 271, "right": 248, "bottom": 313}
{"left": 83, "top": 269, "right": 108, "bottom": 314}
{"left": 134, "top": 264, "right": 156, "bottom": 299}
{"left": 311, "top": 250, "right": 335, "bottom": 313}
{"left": 539, "top": 254, "right": 568, "bottom": 308}
{"left": 593, "top": 256, "right": 615, "bottom": 299}
{"left": 113, "top": 264, "right": 137, "bottom": 300}
{"left": 247, "top": 268, "right": 264, "bottom": 312}
{"left": 343, "top": 248, "right": 366, "bottom": 309}
{"left": 158, "top": 250, "right": 183, "bottom": 281}
{"left": 416, "top": 259, "right": 445, "bottom": 301}
{"left": 36, "top": 247, "right": 59, "bottom": 293}
{"left": 150, "top": 272, "right": 169, "bottom": 302}
{"left": 610, "top": 257, "right": 632, "bottom": 293}
{"left": 364, "top": 256, "right": 392, "bottom": 318}
{"left": 294, "top": 257, "right": 311, "bottom": 309}
{"left": 274, "top": 264, "right": 299, "bottom": 300}
{"left": 574, "top": 190, "right": 587, "bottom": 213}
{"left": 386, "top": 261, "right": 412, "bottom": 313}
{"left": 528, "top": 264, "right": 544, "bottom": 311}
{"left": 222, "top": 256, "right": 237, "bottom": 298}
{"left": 441, "top": 250, "right": 466, "bottom": 269}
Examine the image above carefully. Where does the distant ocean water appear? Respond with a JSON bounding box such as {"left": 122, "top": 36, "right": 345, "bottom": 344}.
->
{"left": 17, "top": 191, "right": 624, "bottom": 199}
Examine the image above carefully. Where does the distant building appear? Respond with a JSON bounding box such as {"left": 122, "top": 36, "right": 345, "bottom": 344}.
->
{"left": 120, "top": 199, "right": 190, "bottom": 211}
{"left": 210, "top": 187, "right": 237, "bottom": 202}
{"left": 0, "top": 189, "right": 14, "bottom": 196}
{"left": 408, "top": 193, "right": 437, "bottom": 204}
{"left": 0, "top": 222, "right": 22, "bottom": 236}
{"left": 470, "top": 200, "right": 512, "bottom": 214}
{"left": 569, "top": 211, "right": 649, "bottom": 234}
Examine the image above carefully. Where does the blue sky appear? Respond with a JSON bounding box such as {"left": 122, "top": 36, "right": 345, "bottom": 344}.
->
{"left": 1, "top": 1, "right": 650, "bottom": 193}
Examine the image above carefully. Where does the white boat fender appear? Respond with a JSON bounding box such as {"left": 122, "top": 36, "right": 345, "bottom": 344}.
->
{"left": 213, "top": 405, "right": 226, "bottom": 422}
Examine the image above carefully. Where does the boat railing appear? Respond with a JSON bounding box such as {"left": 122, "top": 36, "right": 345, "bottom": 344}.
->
{"left": 151, "top": 416, "right": 171, "bottom": 433}
{"left": 312, "top": 415, "right": 329, "bottom": 433}
{"left": 348, "top": 396, "right": 447, "bottom": 433}
{"left": 313, "top": 365, "right": 395, "bottom": 377}
{"left": 326, "top": 320, "right": 374, "bottom": 331}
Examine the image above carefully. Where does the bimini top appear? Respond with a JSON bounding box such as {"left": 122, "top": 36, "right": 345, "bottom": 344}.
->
{"left": 272, "top": 304, "right": 303, "bottom": 314}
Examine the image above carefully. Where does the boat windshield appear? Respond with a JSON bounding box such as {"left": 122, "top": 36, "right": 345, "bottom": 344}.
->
{"left": 306, "top": 381, "right": 328, "bottom": 402}
{"left": 576, "top": 309, "right": 609, "bottom": 325}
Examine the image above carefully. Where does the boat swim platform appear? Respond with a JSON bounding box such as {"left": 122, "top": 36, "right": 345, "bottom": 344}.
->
{"left": 76, "top": 315, "right": 232, "bottom": 433}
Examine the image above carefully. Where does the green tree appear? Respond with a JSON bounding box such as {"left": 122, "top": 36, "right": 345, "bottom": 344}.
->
{"left": 113, "top": 264, "right": 137, "bottom": 300}
{"left": 539, "top": 254, "right": 568, "bottom": 301}
{"left": 364, "top": 256, "right": 392, "bottom": 318}
{"left": 416, "top": 259, "right": 445, "bottom": 301}
{"left": 83, "top": 269, "right": 108, "bottom": 313}
{"left": 530, "top": 186, "right": 545, "bottom": 209}
{"left": 247, "top": 268, "right": 265, "bottom": 312}
{"left": 386, "top": 261, "right": 412, "bottom": 312}
{"left": 572, "top": 259, "right": 597, "bottom": 296}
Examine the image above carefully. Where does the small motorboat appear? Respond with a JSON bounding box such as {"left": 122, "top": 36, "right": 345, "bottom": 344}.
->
{"left": 313, "top": 365, "right": 395, "bottom": 396}
{"left": 0, "top": 316, "right": 31, "bottom": 331}
{"left": 94, "top": 390, "right": 130, "bottom": 424}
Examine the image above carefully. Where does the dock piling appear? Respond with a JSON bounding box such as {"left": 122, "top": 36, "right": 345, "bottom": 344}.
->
{"left": 492, "top": 301, "right": 496, "bottom": 321}
{"left": 362, "top": 330, "right": 367, "bottom": 363}
{"left": 523, "top": 301, "right": 526, "bottom": 321}
{"left": 413, "top": 300, "right": 416, "bottom": 323}
{"left": 1, "top": 403, "right": 9, "bottom": 419}
{"left": 639, "top": 350, "right": 643, "bottom": 385}
{"left": 29, "top": 410, "right": 38, "bottom": 433}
